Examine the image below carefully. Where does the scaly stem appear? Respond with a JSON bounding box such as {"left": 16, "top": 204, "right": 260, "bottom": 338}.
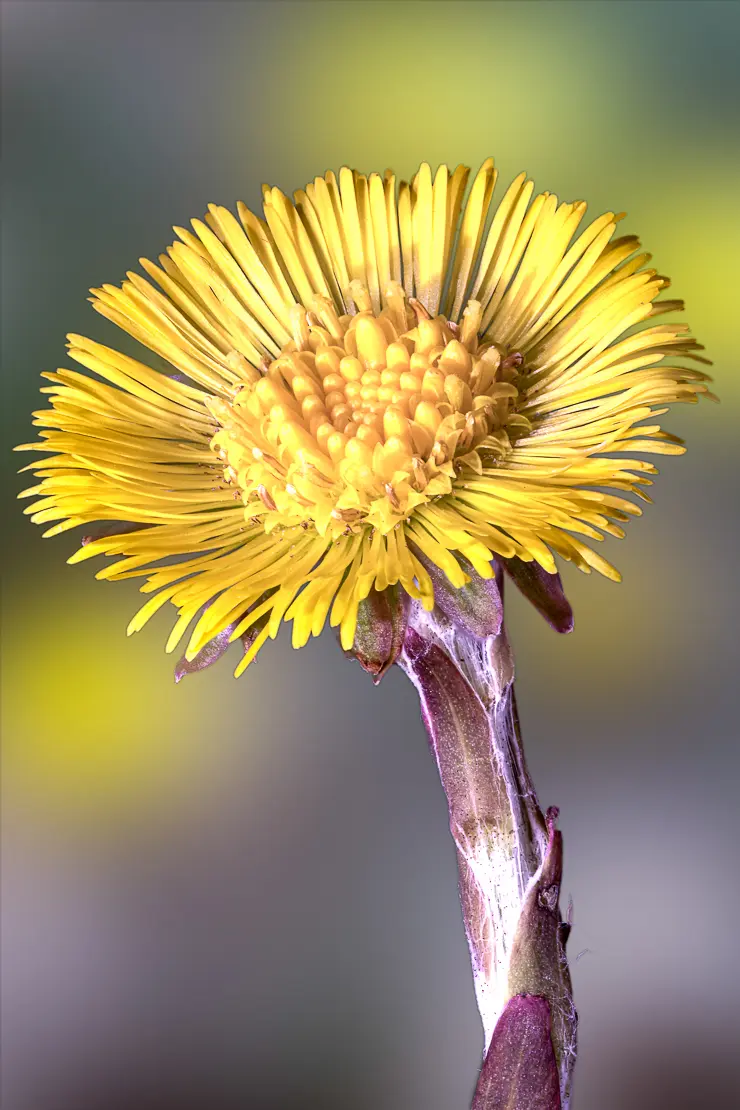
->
{"left": 398, "top": 594, "right": 577, "bottom": 1109}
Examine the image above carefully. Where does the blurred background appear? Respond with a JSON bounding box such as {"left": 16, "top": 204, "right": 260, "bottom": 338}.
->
{"left": 2, "top": 2, "right": 739, "bottom": 1108}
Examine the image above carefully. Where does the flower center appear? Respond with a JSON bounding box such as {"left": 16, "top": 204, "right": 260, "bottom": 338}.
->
{"left": 208, "top": 282, "right": 524, "bottom": 538}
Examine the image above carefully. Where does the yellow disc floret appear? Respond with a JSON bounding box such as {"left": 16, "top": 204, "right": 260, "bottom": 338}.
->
{"left": 209, "top": 282, "right": 523, "bottom": 541}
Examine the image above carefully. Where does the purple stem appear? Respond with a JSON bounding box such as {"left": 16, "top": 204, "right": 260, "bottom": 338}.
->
{"left": 398, "top": 582, "right": 576, "bottom": 1108}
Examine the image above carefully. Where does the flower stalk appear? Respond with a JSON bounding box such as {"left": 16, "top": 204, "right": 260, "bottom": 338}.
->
{"left": 396, "top": 569, "right": 576, "bottom": 1109}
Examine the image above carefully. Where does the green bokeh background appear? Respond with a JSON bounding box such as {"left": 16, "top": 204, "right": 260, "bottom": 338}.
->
{"left": 2, "top": 3, "right": 739, "bottom": 1108}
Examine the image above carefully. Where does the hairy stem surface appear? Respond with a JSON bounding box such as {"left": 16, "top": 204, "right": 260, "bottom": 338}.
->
{"left": 398, "top": 594, "right": 576, "bottom": 1108}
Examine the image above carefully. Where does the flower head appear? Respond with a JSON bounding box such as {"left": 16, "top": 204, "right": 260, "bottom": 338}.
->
{"left": 18, "top": 160, "right": 712, "bottom": 675}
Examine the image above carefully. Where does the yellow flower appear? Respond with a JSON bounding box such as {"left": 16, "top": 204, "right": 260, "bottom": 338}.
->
{"left": 17, "top": 160, "right": 712, "bottom": 675}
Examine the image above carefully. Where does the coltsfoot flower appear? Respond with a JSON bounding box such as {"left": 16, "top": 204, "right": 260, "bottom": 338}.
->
{"left": 18, "top": 160, "right": 712, "bottom": 675}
